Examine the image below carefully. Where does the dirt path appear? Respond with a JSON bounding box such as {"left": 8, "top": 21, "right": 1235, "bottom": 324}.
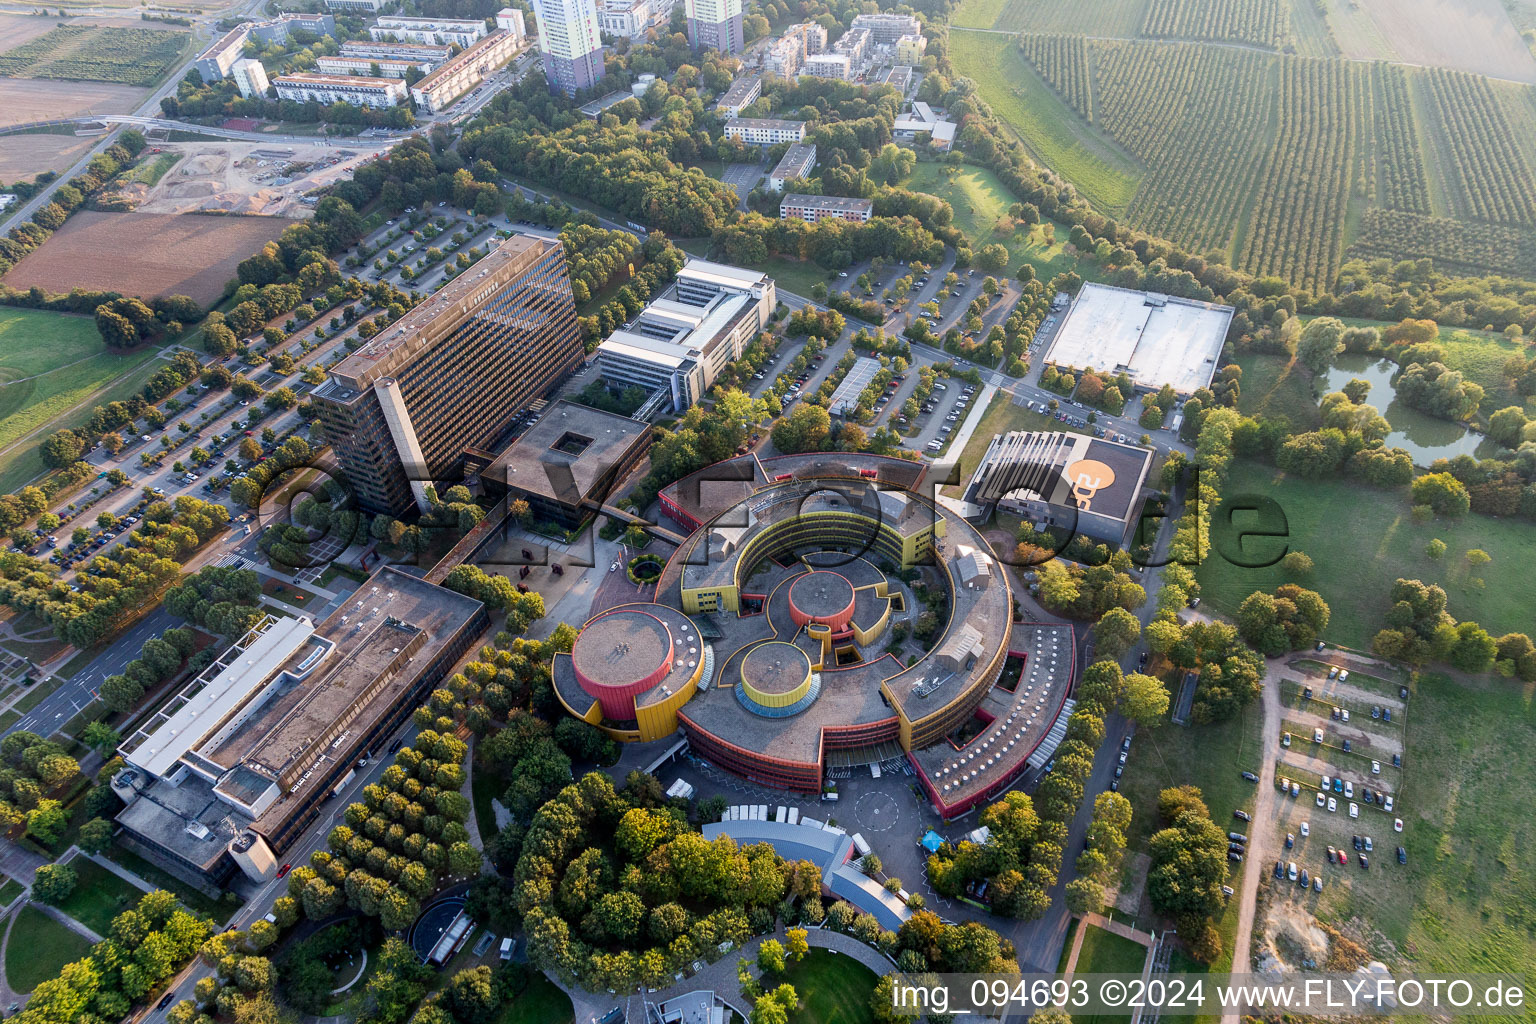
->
{"left": 1226, "top": 661, "right": 1285, "bottom": 1022}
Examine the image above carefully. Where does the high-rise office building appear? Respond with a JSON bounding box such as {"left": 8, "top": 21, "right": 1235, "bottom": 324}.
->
{"left": 686, "top": 0, "right": 742, "bottom": 54}
{"left": 313, "top": 235, "right": 583, "bottom": 515}
{"left": 532, "top": 0, "right": 605, "bottom": 96}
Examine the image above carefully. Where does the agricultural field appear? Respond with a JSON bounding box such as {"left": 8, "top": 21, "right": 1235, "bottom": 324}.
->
{"left": 0, "top": 24, "right": 187, "bottom": 86}
{"left": 0, "top": 77, "right": 146, "bottom": 128}
{"left": 1235, "top": 58, "right": 1361, "bottom": 292}
{"left": 1196, "top": 459, "right": 1536, "bottom": 648}
{"left": 2, "top": 211, "right": 296, "bottom": 307}
{"left": 955, "top": 0, "right": 1150, "bottom": 34}
{"left": 1346, "top": 0, "right": 1536, "bottom": 82}
{"left": 0, "top": 130, "right": 98, "bottom": 181}
{"left": 948, "top": 31, "right": 1142, "bottom": 214}
{"left": 1140, "top": 0, "right": 1289, "bottom": 48}
{"left": 962, "top": 22, "right": 1536, "bottom": 285}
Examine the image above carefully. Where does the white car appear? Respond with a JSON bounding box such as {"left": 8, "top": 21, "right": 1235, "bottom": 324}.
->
{"left": 609, "top": 562, "right": 618, "bottom": 572}
{"left": 1371, "top": 760, "right": 1381, "bottom": 774}
{"left": 1349, "top": 802, "right": 1359, "bottom": 819}
{"left": 1344, "top": 781, "right": 1354, "bottom": 799}
{"left": 1300, "top": 821, "right": 1310, "bottom": 837}
{"left": 1288, "top": 861, "right": 1298, "bottom": 881}
{"left": 1322, "top": 774, "right": 1332, "bottom": 791}
{"left": 1342, "top": 708, "right": 1350, "bottom": 723}
{"left": 1394, "top": 818, "right": 1403, "bottom": 832}
{"left": 1327, "top": 797, "right": 1337, "bottom": 812}
{"left": 1316, "top": 791, "right": 1326, "bottom": 808}
{"left": 1384, "top": 795, "right": 1394, "bottom": 812}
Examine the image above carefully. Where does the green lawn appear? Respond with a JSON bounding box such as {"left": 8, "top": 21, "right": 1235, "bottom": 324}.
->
{"left": 0, "top": 877, "right": 22, "bottom": 907}
{"left": 778, "top": 949, "right": 878, "bottom": 1024}
{"left": 949, "top": 30, "right": 1142, "bottom": 215}
{"left": 950, "top": 0, "right": 1007, "bottom": 28}
{"left": 0, "top": 309, "right": 169, "bottom": 492}
{"left": 1232, "top": 352, "right": 1322, "bottom": 430}
{"left": 1309, "top": 671, "right": 1536, "bottom": 988}
{"left": 53, "top": 857, "right": 147, "bottom": 936}
{"left": 497, "top": 964, "right": 575, "bottom": 1024}
{"left": 1196, "top": 459, "right": 1536, "bottom": 648}
{"left": 1073, "top": 923, "right": 1149, "bottom": 1024}
{"left": 902, "top": 162, "right": 1107, "bottom": 285}
{"left": 470, "top": 754, "right": 503, "bottom": 846}
{"left": 102, "top": 846, "right": 228, "bottom": 920}
{"left": 4, "top": 904, "right": 95, "bottom": 993}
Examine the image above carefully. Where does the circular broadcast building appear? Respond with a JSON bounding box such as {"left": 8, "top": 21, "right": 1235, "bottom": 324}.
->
{"left": 565, "top": 605, "right": 703, "bottom": 734}
{"left": 552, "top": 452, "right": 1078, "bottom": 818}
{"left": 787, "top": 570, "right": 856, "bottom": 631}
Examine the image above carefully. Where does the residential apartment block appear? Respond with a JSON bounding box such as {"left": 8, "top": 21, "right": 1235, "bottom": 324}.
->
{"left": 339, "top": 39, "right": 453, "bottom": 63}
{"left": 315, "top": 55, "right": 432, "bottom": 78}
{"left": 768, "top": 142, "right": 816, "bottom": 191}
{"left": 409, "top": 29, "right": 519, "bottom": 113}
{"left": 231, "top": 58, "right": 269, "bottom": 99}
{"left": 725, "top": 116, "right": 806, "bottom": 145}
{"left": 273, "top": 73, "right": 407, "bottom": 107}
{"left": 533, "top": 0, "right": 605, "bottom": 95}
{"left": 686, "top": 0, "right": 743, "bottom": 53}
{"left": 802, "top": 52, "right": 850, "bottom": 79}
{"left": 313, "top": 234, "right": 583, "bottom": 514}
{"left": 598, "top": 0, "right": 652, "bottom": 39}
{"left": 370, "top": 16, "right": 487, "bottom": 46}
{"left": 714, "top": 74, "right": 761, "bottom": 116}
{"left": 849, "top": 12, "right": 921, "bottom": 44}
{"left": 779, "top": 193, "right": 873, "bottom": 223}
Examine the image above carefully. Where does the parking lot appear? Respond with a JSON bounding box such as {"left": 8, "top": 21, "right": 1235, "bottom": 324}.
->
{"left": 1262, "top": 655, "right": 1411, "bottom": 899}
{"left": 721, "top": 162, "right": 764, "bottom": 209}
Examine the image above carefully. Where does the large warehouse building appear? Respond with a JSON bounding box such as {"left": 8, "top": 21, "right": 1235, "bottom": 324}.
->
{"left": 313, "top": 233, "right": 583, "bottom": 515}
{"left": 554, "top": 452, "right": 1077, "bottom": 818}
{"left": 1042, "top": 282, "right": 1234, "bottom": 395}
{"left": 112, "top": 568, "right": 487, "bottom": 889}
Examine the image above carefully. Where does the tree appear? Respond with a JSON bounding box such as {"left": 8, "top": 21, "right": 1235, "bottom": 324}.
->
{"left": 32, "top": 862, "right": 77, "bottom": 904}
{"left": 1147, "top": 810, "right": 1228, "bottom": 926}
{"left": 82, "top": 721, "right": 121, "bottom": 755}
{"left": 1120, "top": 672, "right": 1170, "bottom": 726}
{"left": 444, "top": 966, "right": 499, "bottom": 1024}
{"left": 26, "top": 799, "right": 69, "bottom": 846}
{"left": 1426, "top": 538, "right": 1446, "bottom": 559}
{"left": 1093, "top": 608, "right": 1141, "bottom": 659}
{"left": 1297, "top": 317, "right": 1345, "bottom": 374}
{"left": 1411, "top": 473, "right": 1471, "bottom": 517}
{"left": 1064, "top": 876, "right": 1103, "bottom": 915}
{"left": 77, "top": 816, "right": 114, "bottom": 854}
{"left": 1158, "top": 785, "right": 1208, "bottom": 825}
{"left": 40, "top": 429, "right": 86, "bottom": 468}
{"left": 757, "top": 938, "right": 786, "bottom": 974}
{"left": 1280, "top": 551, "right": 1313, "bottom": 577}
{"left": 786, "top": 928, "right": 809, "bottom": 962}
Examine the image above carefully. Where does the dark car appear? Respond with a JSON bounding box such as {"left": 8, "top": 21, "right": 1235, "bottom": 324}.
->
{"left": 1359, "top": 854, "right": 1369, "bottom": 869}
{"left": 1227, "top": 850, "right": 1243, "bottom": 862}
{"left": 1304, "top": 686, "right": 1313, "bottom": 700}
{"left": 1397, "top": 846, "right": 1407, "bottom": 864}
{"left": 1234, "top": 810, "right": 1252, "bottom": 822}
{"left": 1274, "top": 859, "right": 1284, "bottom": 878}
{"left": 157, "top": 992, "right": 177, "bottom": 1010}
{"left": 1393, "top": 753, "right": 1402, "bottom": 768}
{"left": 1353, "top": 835, "right": 1362, "bottom": 850}
{"left": 1241, "top": 771, "right": 1259, "bottom": 783}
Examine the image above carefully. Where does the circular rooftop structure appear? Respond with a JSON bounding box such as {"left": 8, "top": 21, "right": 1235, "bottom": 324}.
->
{"left": 737, "top": 641, "right": 819, "bottom": 718}
{"left": 570, "top": 608, "right": 675, "bottom": 721}
{"left": 788, "top": 570, "right": 856, "bottom": 630}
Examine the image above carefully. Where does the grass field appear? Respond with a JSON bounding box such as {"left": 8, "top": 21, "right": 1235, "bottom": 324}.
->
{"left": 1197, "top": 459, "right": 1536, "bottom": 648}
{"left": 902, "top": 162, "right": 1106, "bottom": 284}
{"left": 0, "top": 877, "right": 22, "bottom": 907}
{"left": 1072, "top": 925, "right": 1148, "bottom": 1023}
{"left": 53, "top": 857, "right": 147, "bottom": 935}
{"left": 0, "top": 25, "right": 187, "bottom": 86}
{"left": 497, "top": 964, "right": 575, "bottom": 1024}
{"left": 954, "top": 0, "right": 1149, "bottom": 33}
{"left": 949, "top": 31, "right": 1143, "bottom": 214}
{"left": 779, "top": 949, "right": 878, "bottom": 1024}
{"left": 1233, "top": 352, "right": 1323, "bottom": 429}
{"left": 0, "top": 308, "right": 168, "bottom": 489}
{"left": 102, "top": 845, "right": 228, "bottom": 920}
{"left": 4, "top": 904, "right": 95, "bottom": 993}
{"left": 1309, "top": 670, "right": 1536, "bottom": 986}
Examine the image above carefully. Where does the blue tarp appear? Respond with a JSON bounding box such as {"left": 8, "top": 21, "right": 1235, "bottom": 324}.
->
{"left": 920, "top": 829, "right": 944, "bottom": 853}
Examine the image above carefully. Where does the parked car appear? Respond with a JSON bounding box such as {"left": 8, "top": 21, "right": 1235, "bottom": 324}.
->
{"left": 1234, "top": 810, "right": 1251, "bottom": 822}
{"left": 1397, "top": 846, "right": 1407, "bottom": 864}
{"left": 1288, "top": 862, "right": 1298, "bottom": 881}
{"left": 1241, "top": 771, "right": 1258, "bottom": 783}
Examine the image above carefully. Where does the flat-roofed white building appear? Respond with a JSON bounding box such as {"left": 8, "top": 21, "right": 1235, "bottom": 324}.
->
{"left": 725, "top": 116, "right": 805, "bottom": 145}
{"left": 802, "top": 52, "right": 850, "bottom": 79}
{"left": 596, "top": 258, "right": 776, "bottom": 413}
{"left": 371, "top": 16, "right": 487, "bottom": 46}
{"left": 316, "top": 55, "right": 432, "bottom": 78}
{"left": 895, "top": 33, "right": 926, "bottom": 62}
{"left": 409, "top": 29, "right": 519, "bottom": 112}
{"left": 231, "top": 58, "right": 270, "bottom": 98}
{"left": 325, "top": 0, "right": 386, "bottom": 11}
{"left": 598, "top": 0, "right": 652, "bottom": 39}
{"left": 849, "top": 11, "right": 920, "bottom": 44}
{"left": 715, "top": 74, "right": 761, "bottom": 116}
{"left": 496, "top": 7, "right": 527, "bottom": 40}
{"left": 194, "top": 24, "right": 251, "bottom": 82}
{"left": 340, "top": 39, "right": 453, "bottom": 63}
{"left": 275, "top": 72, "right": 407, "bottom": 107}
{"left": 780, "top": 193, "right": 872, "bottom": 222}
{"left": 1042, "top": 282, "right": 1235, "bottom": 394}
{"left": 768, "top": 142, "right": 816, "bottom": 191}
